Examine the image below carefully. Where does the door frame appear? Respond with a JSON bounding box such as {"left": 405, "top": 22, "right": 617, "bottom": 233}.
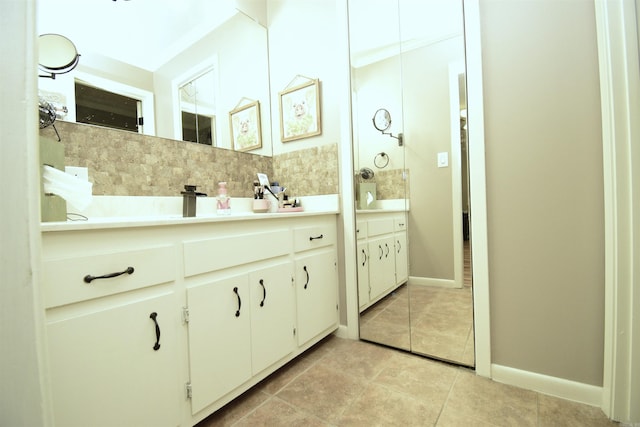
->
{"left": 595, "top": 0, "right": 640, "bottom": 421}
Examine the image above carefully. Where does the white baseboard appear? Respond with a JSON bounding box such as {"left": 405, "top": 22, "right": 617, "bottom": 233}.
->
{"left": 334, "top": 324, "right": 352, "bottom": 339}
{"left": 491, "top": 364, "right": 603, "bottom": 407}
{"left": 409, "top": 276, "right": 460, "bottom": 289}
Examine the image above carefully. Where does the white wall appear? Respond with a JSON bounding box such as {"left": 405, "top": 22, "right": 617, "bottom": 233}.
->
{"left": 1, "top": 0, "right": 53, "bottom": 425}
{"left": 267, "top": 0, "right": 344, "bottom": 155}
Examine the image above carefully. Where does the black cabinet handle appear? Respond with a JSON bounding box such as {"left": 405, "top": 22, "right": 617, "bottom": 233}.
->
{"left": 385, "top": 243, "right": 390, "bottom": 258}
{"left": 397, "top": 240, "right": 401, "bottom": 253}
{"left": 361, "top": 248, "right": 368, "bottom": 266}
{"left": 303, "top": 266, "right": 309, "bottom": 289}
{"left": 84, "top": 266, "right": 134, "bottom": 283}
{"left": 378, "top": 245, "right": 383, "bottom": 260}
{"left": 259, "top": 279, "right": 266, "bottom": 307}
{"left": 233, "top": 287, "right": 241, "bottom": 317}
{"left": 309, "top": 234, "right": 324, "bottom": 241}
{"left": 149, "top": 312, "right": 161, "bottom": 351}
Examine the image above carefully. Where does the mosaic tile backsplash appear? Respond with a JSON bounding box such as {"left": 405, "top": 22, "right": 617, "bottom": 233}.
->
{"left": 355, "top": 168, "right": 409, "bottom": 200}
{"left": 43, "top": 122, "right": 339, "bottom": 198}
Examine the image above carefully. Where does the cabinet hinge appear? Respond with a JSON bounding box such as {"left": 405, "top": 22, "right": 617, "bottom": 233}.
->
{"left": 183, "top": 307, "right": 190, "bottom": 323}
{"left": 293, "top": 327, "right": 296, "bottom": 336}
{"left": 291, "top": 275, "right": 295, "bottom": 286}
{"left": 186, "top": 382, "right": 192, "bottom": 399}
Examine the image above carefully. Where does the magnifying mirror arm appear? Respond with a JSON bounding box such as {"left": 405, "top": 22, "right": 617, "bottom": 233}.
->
{"left": 381, "top": 131, "right": 404, "bottom": 146}
{"left": 39, "top": 53, "right": 81, "bottom": 79}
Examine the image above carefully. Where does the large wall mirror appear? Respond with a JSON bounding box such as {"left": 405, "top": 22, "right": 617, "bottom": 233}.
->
{"left": 36, "top": 0, "right": 272, "bottom": 155}
{"left": 348, "top": 0, "right": 474, "bottom": 367}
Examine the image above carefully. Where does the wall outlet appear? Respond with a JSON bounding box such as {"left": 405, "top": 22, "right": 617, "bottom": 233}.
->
{"left": 65, "top": 166, "right": 89, "bottom": 181}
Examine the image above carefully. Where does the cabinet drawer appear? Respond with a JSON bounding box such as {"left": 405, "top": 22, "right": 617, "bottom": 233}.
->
{"left": 394, "top": 217, "right": 407, "bottom": 232}
{"left": 293, "top": 223, "right": 336, "bottom": 253}
{"left": 367, "top": 218, "right": 394, "bottom": 237}
{"left": 43, "top": 245, "right": 176, "bottom": 308}
{"left": 356, "top": 220, "right": 368, "bottom": 240}
{"left": 184, "top": 229, "right": 290, "bottom": 277}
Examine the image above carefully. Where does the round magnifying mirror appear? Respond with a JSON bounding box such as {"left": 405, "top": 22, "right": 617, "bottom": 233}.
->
{"left": 38, "top": 34, "right": 80, "bottom": 77}
{"left": 372, "top": 108, "right": 392, "bottom": 132}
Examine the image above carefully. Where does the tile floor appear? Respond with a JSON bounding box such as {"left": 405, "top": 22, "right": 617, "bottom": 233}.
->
{"left": 197, "top": 335, "right": 617, "bottom": 427}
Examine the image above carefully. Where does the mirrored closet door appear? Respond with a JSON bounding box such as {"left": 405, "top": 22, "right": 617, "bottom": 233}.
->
{"left": 348, "top": 0, "right": 474, "bottom": 367}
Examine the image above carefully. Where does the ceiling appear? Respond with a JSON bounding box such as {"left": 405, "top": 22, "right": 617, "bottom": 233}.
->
{"left": 36, "top": 0, "right": 463, "bottom": 72}
{"left": 37, "top": 0, "right": 238, "bottom": 71}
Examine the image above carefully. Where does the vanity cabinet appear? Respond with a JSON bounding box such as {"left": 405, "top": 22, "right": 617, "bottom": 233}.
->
{"left": 293, "top": 217, "right": 339, "bottom": 346}
{"left": 186, "top": 262, "right": 295, "bottom": 415}
{"left": 41, "top": 212, "right": 338, "bottom": 427}
{"left": 356, "top": 211, "right": 409, "bottom": 312}
{"left": 356, "top": 220, "right": 370, "bottom": 309}
{"left": 186, "top": 274, "right": 252, "bottom": 414}
{"left": 394, "top": 217, "right": 409, "bottom": 285}
{"left": 41, "top": 231, "right": 182, "bottom": 427}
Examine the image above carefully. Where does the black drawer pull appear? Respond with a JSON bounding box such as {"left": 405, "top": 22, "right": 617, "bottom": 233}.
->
{"left": 233, "top": 287, "right": 241, "bottom": 317}
{"left": 309, "top": 234, "right": 324, "bottom": 241}
{"left": 149, "top": 312, "right": 161, "bottom": 351}
{"left": 84, "top": 266, "right": 134, "bottom": 283}
{"left": 259, "top": 279, "right": 266, "bottom": 307}
{"left": 303, "top": 266, "right": 310, "bottom": 289}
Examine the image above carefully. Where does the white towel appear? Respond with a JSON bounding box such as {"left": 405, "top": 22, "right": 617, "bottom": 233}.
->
{"left": 42, "top": 165, "right": 93, "bottom": 210}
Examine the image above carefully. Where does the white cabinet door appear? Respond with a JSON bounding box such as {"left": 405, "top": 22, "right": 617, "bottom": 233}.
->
{"left": 46, "top": 293, "right": 181, "bottom": 427}
{"left": 187, "top": 275, "right": 252, "bottom": 415}
{"left": 395, "top": 231, "right": 409, "bottom": 285}
{"left": 368, "top": 235, "right": 396, "bottom": 302}
{"left": 357, "top": 241, "right": 370, "bottom": 310}
{"left": 295, "top": 248, "right": 338, "bottom": 346}
{"left": 248, "top": 262, "right": 295, "bottom": 374}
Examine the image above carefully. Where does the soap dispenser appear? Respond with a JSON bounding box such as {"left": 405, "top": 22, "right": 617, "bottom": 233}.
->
{"left": 216, "top": 181, "right": 231, "bottom": 215}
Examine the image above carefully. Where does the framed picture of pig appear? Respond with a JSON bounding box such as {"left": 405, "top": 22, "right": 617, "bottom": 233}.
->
{"left": 279, "top": 79, "right": 321, "bottom": 142}
{"left": 229, "top": 100, "right": 262, "bottom": 152}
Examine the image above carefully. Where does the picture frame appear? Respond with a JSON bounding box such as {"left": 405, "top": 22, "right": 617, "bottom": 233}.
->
{"left": 279, "top": 79, "right": 321, "bottom": 142}
{"left": 229, "top": 100, "right": 262, "bottom": 152}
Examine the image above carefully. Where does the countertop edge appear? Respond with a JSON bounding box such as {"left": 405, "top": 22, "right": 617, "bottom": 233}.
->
{"left": 41, "top": 209, "right": 340, "bottom": 232}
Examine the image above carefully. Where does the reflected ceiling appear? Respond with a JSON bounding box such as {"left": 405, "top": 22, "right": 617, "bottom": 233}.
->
{"left": 348, "top": 0, "right": 463, "bottom": 68}
{"left": 37, "top": 0, "right": 238, "bottom": 71}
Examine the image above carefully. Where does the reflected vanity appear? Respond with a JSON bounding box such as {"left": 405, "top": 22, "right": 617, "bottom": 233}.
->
{"left": 348, "top": 0, "right": 475, "bottom": 367}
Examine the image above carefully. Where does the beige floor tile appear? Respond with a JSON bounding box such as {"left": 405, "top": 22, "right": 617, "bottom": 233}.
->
{"left": 197, "top": 388, "right": 271, "bottom": 427}
{"left": 257, "top": 353, "right": 317, "bottom": 395}
{"left": 440, "top": 371, "right": 538, "bottom": 427}
{"left": 275, "top": 363, "right": 368, "bottom": 424}
{"left": 196, "top": 336, "right": 616, "bottom": 427}
{"left": 360, "top": 318, "right": 411, "bottom": 350}
{"left": 411, "top": 328, "right": 468, "bottom": 362}
{"left": 537, "top": 393, "right": 618, "bottom": 427}
{"left": 233, "top": 397, "right": 331, "bottom": 427}
{"left": 319, "top": 338, "right": 395, "bottom": 381}
{"left": 339, "top": 382, "right": 438, "bottom": 426}
{"left": 373, "top": 351, "right": 458, "bottom": 404}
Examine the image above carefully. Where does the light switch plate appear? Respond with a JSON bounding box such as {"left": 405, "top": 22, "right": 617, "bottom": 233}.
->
{"left": 437, "top": 152, "right": 449, "bottom": 168}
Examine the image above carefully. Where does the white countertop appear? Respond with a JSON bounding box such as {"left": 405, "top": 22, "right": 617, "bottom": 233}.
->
{"left": 42, "top": 195, "right": 340, "bottom": 232}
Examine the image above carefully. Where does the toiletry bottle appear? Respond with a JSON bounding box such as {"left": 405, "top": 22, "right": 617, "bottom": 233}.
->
{"left": 216, "top": 181, "right": 231, "bottom": 215}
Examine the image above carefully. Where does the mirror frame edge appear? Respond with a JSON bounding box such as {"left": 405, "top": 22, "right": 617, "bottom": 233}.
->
{"left": 462, "top": 0, "right": 490, "bottom": 377}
